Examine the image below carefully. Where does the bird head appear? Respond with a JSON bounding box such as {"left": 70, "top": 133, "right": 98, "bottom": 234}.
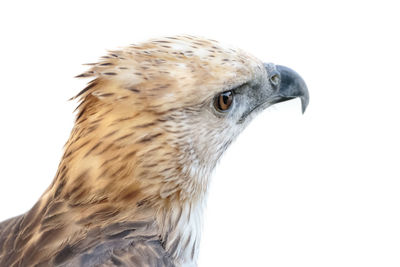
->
{"left": 65, "top": 35, "right": 308, "bottom": 208}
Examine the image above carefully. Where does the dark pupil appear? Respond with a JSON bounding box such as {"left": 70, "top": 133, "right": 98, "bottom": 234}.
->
{"left": 219, "top": 91, "right": 232, "bottom": 110}
{"left": 222, "top": 93, "right": 229, "bottom": 104}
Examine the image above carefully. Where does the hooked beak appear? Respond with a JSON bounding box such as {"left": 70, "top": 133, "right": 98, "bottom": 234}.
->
{"left": 238, "top": 64, "right": 309, "bottom": 124}
{"left": 268, "top": 64, "right": 309, "bottom": 113}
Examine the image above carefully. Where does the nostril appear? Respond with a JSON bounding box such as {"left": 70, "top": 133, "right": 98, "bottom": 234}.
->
{"left": 269, "top": 73, "right": 280, "bottom": 87}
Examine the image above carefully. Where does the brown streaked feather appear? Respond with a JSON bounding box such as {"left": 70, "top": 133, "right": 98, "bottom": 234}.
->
{"left": 0, "top": 35, "right": 266, "bottom": 266}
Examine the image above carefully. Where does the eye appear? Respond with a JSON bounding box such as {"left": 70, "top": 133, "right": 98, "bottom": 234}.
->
{"left": 214, "top": 90, "right": 233, "bottom": 112}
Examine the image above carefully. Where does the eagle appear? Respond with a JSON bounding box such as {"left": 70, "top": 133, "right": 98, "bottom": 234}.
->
{"left": 0, "top": 36, "right": 308, "bottom": 267}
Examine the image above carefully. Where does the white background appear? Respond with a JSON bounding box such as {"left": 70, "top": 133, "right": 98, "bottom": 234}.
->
{"left": 0, "top": 1, "right": 399, "bottom": 266}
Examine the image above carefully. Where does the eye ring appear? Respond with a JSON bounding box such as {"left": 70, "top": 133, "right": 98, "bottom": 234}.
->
{"left": 214, "top": 90, "right": 233, "bottom": 112}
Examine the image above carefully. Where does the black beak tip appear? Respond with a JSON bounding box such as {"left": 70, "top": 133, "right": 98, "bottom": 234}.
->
{"left": 301, "top": 94, "right": 309, "bottom": 114}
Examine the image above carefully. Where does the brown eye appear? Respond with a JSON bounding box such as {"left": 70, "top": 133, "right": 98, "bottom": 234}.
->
{"left": 214, "top": 91, "right": 233, "bottom": 112}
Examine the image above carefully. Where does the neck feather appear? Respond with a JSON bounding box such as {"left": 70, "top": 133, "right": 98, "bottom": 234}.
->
{"left": 38, "top": 111, "right": 212, "bottom": 265}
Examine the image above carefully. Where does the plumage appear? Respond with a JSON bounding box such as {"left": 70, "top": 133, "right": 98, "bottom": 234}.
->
{"left": 0, "top": 35, "right": 308, "bottom": 267}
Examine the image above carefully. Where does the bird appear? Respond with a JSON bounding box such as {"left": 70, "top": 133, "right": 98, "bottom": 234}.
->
{"left": 0, "top": 35, "right": 308, "bottom": 267}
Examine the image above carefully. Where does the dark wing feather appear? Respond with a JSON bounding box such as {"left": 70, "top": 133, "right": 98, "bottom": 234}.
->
{"left": 58, "top": 235, "right": 174, "bottom": 267}
{"left": 56, "top": 222, "right": 175, "bottom": 267}
{"left": 0, "top": 215, "right": 25, "bottom": 265}
{"left": 1, "top": 216, "right": 175, "bottom": 267}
